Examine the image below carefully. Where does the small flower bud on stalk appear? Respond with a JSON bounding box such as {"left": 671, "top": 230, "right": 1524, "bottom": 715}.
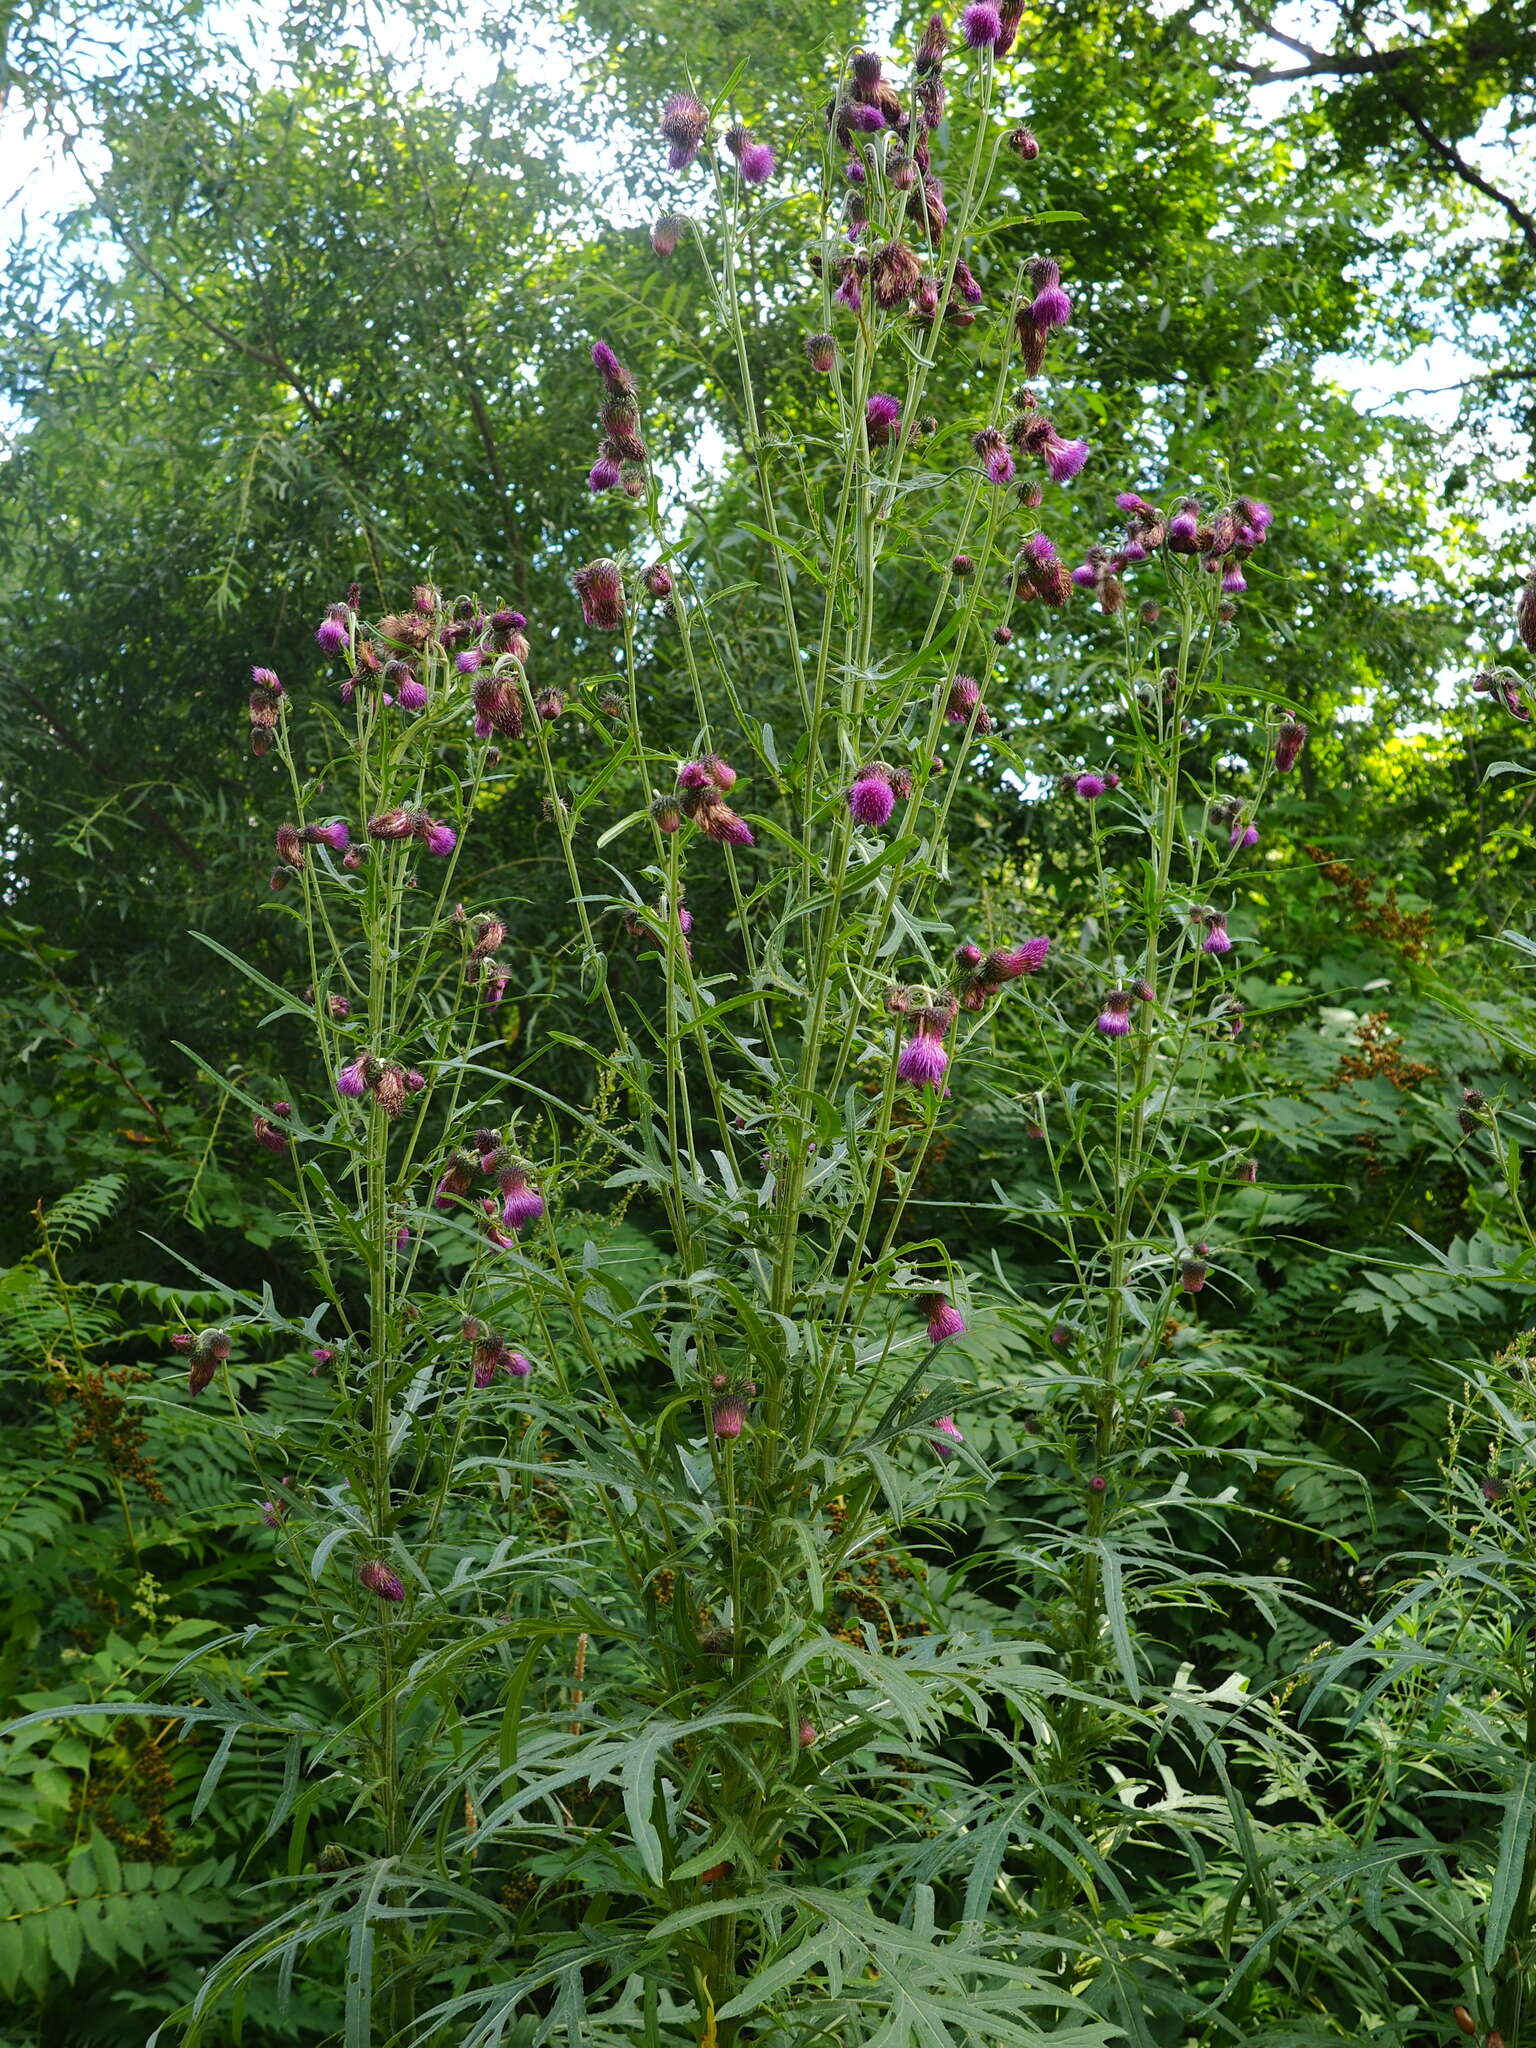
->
{"left": 359, "top": 1559, "right": 405, "bottom": 1603}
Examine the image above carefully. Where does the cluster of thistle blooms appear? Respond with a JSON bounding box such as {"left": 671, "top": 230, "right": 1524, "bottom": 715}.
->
{"left": 433, "top": 1129, "right": 546, "bottom": 1251}
{"left": 886, "top": 936, "right": 1050, "bottom": 1091}
{"left": 461, "top": 1316, "right": 533, "bottom": 1390}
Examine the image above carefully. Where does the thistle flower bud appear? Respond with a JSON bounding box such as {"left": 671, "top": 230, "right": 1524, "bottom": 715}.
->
{"left": 1180, "top": 1254, "right": 1209, "bottom": 1293}
{"left": 573, "top": 559, "right": 626, "bottom": 632}
{"left": 359, "top": 1559, "right": 405, "bottom": 1603}
{"left": 275, "top": 823, "right": 305, "bottom": 869}
{"left": 650, "top": 794, "right": 683, "bottom": 833}
{"left": 1088, "top": 1474, "right": 1108, "bottom": 1494}
{"left": 943, "top": 674, "right": 981, "bottom": 724}
{"left": 651, "top": 213, "right": 687, "bottom": 256}
{"left": 914, "top": 12, "right": 948, "bottom": 74}
{"left": 1130, "top": 975, "right": 1155, "bottom": 1003}
{"left": 804, "top": 332, "right": 837, "bottom": 373}
{"left": 798, "top": 1718, "right": 819, "bottom": 1748}
{"left": 1009, "top": 125, "right": 1039, "bottom": 158}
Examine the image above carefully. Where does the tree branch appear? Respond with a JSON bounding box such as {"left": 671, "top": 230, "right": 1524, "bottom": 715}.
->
{"left": 1391, "top": 92, "right": 1536, "bottom": 251}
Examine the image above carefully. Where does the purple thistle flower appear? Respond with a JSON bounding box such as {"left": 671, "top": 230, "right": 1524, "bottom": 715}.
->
{"left": 422, "top": 821, "right": 457, "bottom": 857}
{"left": 848, "top": 769, "right": 896, "bottom": 828}
{"left": 506, "top": 1351, "right": 533, "bottom": 1379}
{"left": 798, "top": 1718, "right": 819, "bottom": 1748}
{"left": 931, "top": 1414, "right": 965, "bottom": 1461}
{"left": 472, "top": 1357, "right": 497, "bottom": 1389}
{"left": 972, "top": 427, "right": 1014, "bottom": 486}
{"left": 499, "top": 1168, "right": 546, "bottom": 1233}
{"left": 1096, "top": 991, "right": 1133, "bottom": 1037}
{"left": 1168, "top": 501, "right": 1201, "bottom": 551}
{"left": 897, "top": 1013, "right": 951, "bottom": 1092}
{"left": 660, "top": 91, "right": 710, "bottom": 169}
{"left": 944, "top": 674, "right": 982, "bottom": 723}
{"left": 336, "top": 1058, "right": 370, "bottom": 1098}
{"left": 1222, "top": 562, "right": 1247, "bottom": 593}
{"left": 833, "top": 266, "right": 863, "bottom": 314}
{"left": 736, "top": 139, "right": 775, "bottom": 184}
{"left": 1044, "top": 434, "right": 1089, "bottom": 483}
{"left": 588, "top": 452, "right": 622, "bottom": 492}
{"left": 1201, "top": 912, "right": 1232, "bottom": 956}
{"left": 359, "top": 1559, "right": 405, "bottom": 1603}
{"left": 865, "top": 393, "right": 903, "bottom": 446}
{"left": 397, "top": 676, "right": 427, "bottom": 711}
{"left": 960, "top": 1, "right": 1003, "bottom": 45}
{"left": 651, "top": 213, "right": 687, "bottom": 256}
{"left": 455, "top": 647, "right": 483, "bottom": 674}
{"left": 1180, "top": 1252, "right": 1210, "bottom": 1293}
{"left": 953, "top": 260, "right": 984, "bottom": 305}
{"left": 261, "top": 1499, "right": 286, "bottom": 1528}
{"left": 306, "top": 820, "right": 351, "bottom": 852}
{"left": 590, "top": 341, "right": 633, "bottom": 392}
{"left": 843, "top": 102, "right": 887, "bottom": 133}
{"left": 312, "top": 1346, "right": 335, "bottom": 1369}
{"left": 917, "top": 1292, "right": 967, "bottom": 1344}
{"left": 1230, "top": 817, "right": 1260, "bottom": 849}
{"left": 1074, "top": 772, "right": 1106, "bottom": 800}
{"left": 315, "top": 616, "right": 349, "bottom": 656}
{"left": 1028, "top": 257, "right": 1071, "bottom": 329}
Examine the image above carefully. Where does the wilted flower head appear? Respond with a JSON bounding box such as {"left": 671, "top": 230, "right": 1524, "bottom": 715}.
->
{"left": 660, "top": 91, "right": 710, "bottom": 170}
{"left": 574, "top": 559, "right": 626, "bottom": 631}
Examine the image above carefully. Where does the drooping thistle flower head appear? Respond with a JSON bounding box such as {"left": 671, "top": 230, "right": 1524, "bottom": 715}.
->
{"left": 495, "top": 1159, "right": 546, "bottom": 1233}
{"left": 660, "top": 91, "right": 710, "bottom": 171}
{"left": 180, "top": 1326, "right": 232, "bottom": 1397}
{"left": 651, "top": 212, "right": 688, "bottom": 256}
{"left": 870, "top": 239, "right": 923, "bottom": 311}
{"left": 643, "top": 561, "right": 674, "bottom": 599}
{"left": 1009, "top": 124, "right": 1039, "bottom": 158}
{"left": 359, "top": 1558, "right": 405, "bottom": 1603}
{"left": 724, "top": 123, "right": 775, "bottom": 185}
{"left": 252, "top": 1101, "right": 290, "bottom": 1154}
{"left": 1096, "top": 990, "right": 1134, "bottom": 1038}
{"left": 930, "top": 1414, "right": 965, "bottom": 1462}
{"left": 1274, "top": 711, "right": 1308, "bottom": 771}
{"left": 1200, "top": 910, "right": 1232, "bottom": 956}
{"left": 804, "top": 331, "right": 837, "bottom": 373}
{"left": 315, "top": 602, "right": 351, "bottom": 656}
{"left": 711, "top": 1391, "right": 750, "bottom": 1439}
{"left": 897, "top": 1001, "right": 954, "bottom": 1092}
{"left": 917, "top": 1292, "right": 967, "bottom": 1344}
{"left": 971, "top": 426, "right": 1014, "bottom": 486}
{"left": 1180, "top": 1242, "right": 1211, "bottom": 1294}
{"left": 434, "top": 1149, "right": 479, "bottom": 1210}
{"left": 574, "top": 559, "right": 626, "bottom": 631}
{"left": 798, "top": 1718, "right": 819, "bottom": 1748}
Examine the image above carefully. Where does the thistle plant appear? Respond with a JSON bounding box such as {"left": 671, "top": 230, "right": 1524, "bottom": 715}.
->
{"left": 50, "top": 14, "right": 1333, "bottom": 2045}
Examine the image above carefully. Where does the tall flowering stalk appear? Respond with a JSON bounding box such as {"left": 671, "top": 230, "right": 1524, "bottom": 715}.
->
{"left": 131, "top": 15, "right": 1309, "bottom": 2045}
